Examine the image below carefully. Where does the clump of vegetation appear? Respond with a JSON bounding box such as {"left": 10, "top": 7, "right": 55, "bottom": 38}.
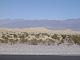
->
{"left": 51, "top": 34, "right": 59, "bottom": 39}
{"left": 71, "top": 35, "right": 80, "bottom": 45}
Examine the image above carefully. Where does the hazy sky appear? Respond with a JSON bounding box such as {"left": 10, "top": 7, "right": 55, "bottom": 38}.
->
{"left": 0, "top": 0, "right": 80, "bottom": 20}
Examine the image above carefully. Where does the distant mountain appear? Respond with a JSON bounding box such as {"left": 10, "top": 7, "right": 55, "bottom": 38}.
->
{"left": 0, "top": 19, "right": 80, "bottom": 30}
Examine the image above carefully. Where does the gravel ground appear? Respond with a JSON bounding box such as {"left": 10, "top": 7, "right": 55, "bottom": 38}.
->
{"left": 0, "top": 44, "right": 80, "bottom": 55}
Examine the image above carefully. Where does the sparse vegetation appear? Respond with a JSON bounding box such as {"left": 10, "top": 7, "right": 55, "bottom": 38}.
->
{"left": 0, "top": 32, "right": 80, "bottom": 45}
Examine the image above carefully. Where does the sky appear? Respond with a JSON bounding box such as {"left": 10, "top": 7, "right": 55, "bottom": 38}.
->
{"left": 0, "top": 0, "right": 80, "bottom": 20}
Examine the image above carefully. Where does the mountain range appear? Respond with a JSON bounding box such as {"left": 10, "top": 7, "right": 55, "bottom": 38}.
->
{"left": 0, "top": 18, "right": 80, "bottom": 30}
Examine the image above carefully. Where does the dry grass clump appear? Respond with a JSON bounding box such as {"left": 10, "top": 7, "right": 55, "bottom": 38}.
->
{"left": 71, "top": 35, "right": 80, "bottom": 45}
{"left": 0, "top": 32, "right": 80, "bottom": 45}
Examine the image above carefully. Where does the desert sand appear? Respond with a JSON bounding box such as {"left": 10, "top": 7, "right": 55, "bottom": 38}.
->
{"left": 0, "top": 27, "right": 80, "bottom": 34}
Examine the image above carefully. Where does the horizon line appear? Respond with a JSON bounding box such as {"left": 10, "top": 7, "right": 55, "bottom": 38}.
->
{"left": 0, "top": 18, "right": 80, "bottom": 21}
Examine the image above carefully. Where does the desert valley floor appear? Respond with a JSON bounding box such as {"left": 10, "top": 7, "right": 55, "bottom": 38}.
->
{"left": 0, "top": 28, "right": 80, "bottom": 55}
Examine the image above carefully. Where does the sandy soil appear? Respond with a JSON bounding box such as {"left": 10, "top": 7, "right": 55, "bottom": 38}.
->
{"left": 0, "top": 27, "right": 80, "bottom": 34}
